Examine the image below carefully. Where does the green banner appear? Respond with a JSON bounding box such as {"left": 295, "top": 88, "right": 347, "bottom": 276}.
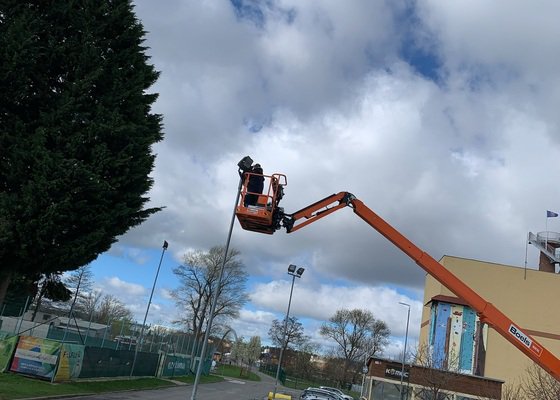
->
{"left": 160, "top": 354, "right": 188, "bottom": 377}
{"left": 54, "top": 343, "right": 85, "bottom": 382}
{"left": 0, "top": 336, "right": 18, "bottom": 372}
{"left": 10, "top": 335, "right": 61, "bottom": 380}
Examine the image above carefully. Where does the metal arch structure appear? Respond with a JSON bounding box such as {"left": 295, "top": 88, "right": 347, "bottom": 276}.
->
{"left": 215, "top": 327, "right": 238, "bottom": 358}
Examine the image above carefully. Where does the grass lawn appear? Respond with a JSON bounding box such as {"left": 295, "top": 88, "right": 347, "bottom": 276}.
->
{"left": 212, "top": 363, "right": 261, "bottom": 381}
{"left": 0, "top": 364, "right": 261, "bottom": 399}
{"left": 0, "top": 372, "right": 222, "bottom": 400}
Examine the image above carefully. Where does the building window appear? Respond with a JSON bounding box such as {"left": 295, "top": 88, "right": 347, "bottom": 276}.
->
{"left": 371, "top": 379, "right": 409, "bottom": 399}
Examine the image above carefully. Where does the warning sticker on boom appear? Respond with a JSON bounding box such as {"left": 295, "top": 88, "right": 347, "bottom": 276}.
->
{"left": 509, "top": 324, "right": 543, "bottom": 357}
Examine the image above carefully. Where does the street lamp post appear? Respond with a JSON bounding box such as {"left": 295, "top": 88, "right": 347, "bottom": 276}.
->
{"left": 190, "top": 171, "right": 245, "bottom": 400}
{"left": 272, "top": 264, "right": 305, "bottom": 400}
{"left": 130, "top": 240, "right": 168, "bottom": 377}
{"left": 399, "top": 302, "right": 411, "bottom": 400}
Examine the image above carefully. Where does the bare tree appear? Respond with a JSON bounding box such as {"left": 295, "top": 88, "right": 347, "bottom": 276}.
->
{"left": 500, "top": 384, "right": 523, "bottom": 400}
{"left": 63, "top": 264, "right": 95, "bottom": 317}
{"left": 268, "top": 316, "right": 310, "bottom": 376}
{"left": 294, "top": 341, "right": 321, "bottom": 380}
{"left": 412, "top": 344, "right": 457, "bottom": 400}
{"left": 520, "top": 363, "right": 560, "bottom": 400}
{"left": 269, "top": 316, "right": 309, "bottom": 353}
{"left": 171, "top": 246, "right": 249, "bottom": 338}
{"left": 96, "top": 294, "right": 133, "bottom": 325}
{"left": 320, "top": 308, "right": 390, "bottom": 387}
{"left": 80, "top": 289, "right": 103, "bottom": 319}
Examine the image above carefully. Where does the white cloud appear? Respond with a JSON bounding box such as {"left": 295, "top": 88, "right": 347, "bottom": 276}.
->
{"left": 104, "top": 277, "right": 146, "bottom": 296}
{"left": 249, "top": 278, "right": 423, "bottom": 349}
{"left": 89, "top": 1, "right": 560, "bottom": 357}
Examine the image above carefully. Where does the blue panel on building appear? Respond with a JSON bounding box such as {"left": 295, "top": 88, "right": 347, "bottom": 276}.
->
{"left": 459, "top": 307, "right": 477, "bottom": 373}
{"left": 432, "top": 302, "right": 451, "bottom": 369}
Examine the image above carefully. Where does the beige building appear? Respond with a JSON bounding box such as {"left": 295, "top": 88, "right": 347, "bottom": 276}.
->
{"left": 419, "top": 254, "right": 560, "bottom": 386}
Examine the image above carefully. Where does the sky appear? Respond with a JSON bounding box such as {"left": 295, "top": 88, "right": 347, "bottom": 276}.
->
{"left": 88, "top": 0, "right": 560, "bottom": 360}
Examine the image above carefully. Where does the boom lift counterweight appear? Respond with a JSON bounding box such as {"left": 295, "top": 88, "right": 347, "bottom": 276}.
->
{"left": 234, "top": 158, "right": 560, "bottom": 381}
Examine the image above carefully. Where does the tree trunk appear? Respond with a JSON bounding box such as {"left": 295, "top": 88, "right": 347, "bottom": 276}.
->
{"left": 0, "top": 271, "right": 12, "bottom": 309}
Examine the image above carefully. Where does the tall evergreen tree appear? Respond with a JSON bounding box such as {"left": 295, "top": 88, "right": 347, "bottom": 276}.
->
{"left": 0, "top": 0, "right": 163, "bottom": 305}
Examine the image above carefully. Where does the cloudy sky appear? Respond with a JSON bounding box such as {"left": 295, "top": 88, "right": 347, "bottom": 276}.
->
{"left": 90, "top": 0, "right": 560, "bottom": 359}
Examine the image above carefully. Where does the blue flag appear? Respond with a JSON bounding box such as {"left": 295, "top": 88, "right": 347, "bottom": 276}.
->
{"left": 547, "top": 210, "right": 558, "bottom": 218}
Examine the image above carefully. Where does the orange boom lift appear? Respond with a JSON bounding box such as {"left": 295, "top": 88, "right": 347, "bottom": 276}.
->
{"left": 234, "top": 157, "right": 560, "bottom": 381}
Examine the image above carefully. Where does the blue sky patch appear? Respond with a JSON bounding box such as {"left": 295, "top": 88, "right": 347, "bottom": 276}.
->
{"left": 230, "top": 0, "right": 296, "bottom": 28}
{"left": 393, "top": 2, "right": 442, "bottom": 83}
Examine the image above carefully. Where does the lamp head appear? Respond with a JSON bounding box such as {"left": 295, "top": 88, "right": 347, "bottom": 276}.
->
{"left": 296, "top": 267, "right": 305, "bottom": 276}
{"left": 237, "top": 156, "right": 253, "bottom": 173}
{"left": 288, "top": 264, "right": 297, "bottom": 273}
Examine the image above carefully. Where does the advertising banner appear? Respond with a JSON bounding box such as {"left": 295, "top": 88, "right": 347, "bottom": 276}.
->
{"left": 0, "top": 335, "right": 18, "bottom": 372}
{"left": 160, "top": 354, "right": 188, "bottom": 377}
{"left": 10, "top": 335, "right": 61, "bottom": 380}
{"left": 54, "top": 343, "right": 85, "bottom": 382}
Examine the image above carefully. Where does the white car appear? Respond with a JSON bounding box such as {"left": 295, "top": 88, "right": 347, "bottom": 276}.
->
{"left": 319, "top": 386, "right": 354, "bottom": 400}
{"left": 300, "top": 388, "right": 345, "bottom": 400}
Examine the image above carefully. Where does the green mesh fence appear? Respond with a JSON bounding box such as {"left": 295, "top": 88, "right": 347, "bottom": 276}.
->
{"left": 79, "top": 347, "right": 158, "bottom": 378}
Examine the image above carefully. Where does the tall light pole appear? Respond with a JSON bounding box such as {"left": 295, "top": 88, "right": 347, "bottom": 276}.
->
{"left": 272, "top": 264, "right": 305, "bottom": 399}
{"left": 190, "top": 168, "right": 246, "bottom": 400}
{"left": 399, "top": 302, "right": 410, "bottom": 400}
{"left": 130, "top": 240, "right": 168, "bottom": 376}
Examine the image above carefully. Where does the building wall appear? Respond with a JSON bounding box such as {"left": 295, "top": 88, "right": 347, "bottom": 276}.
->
{"left": 364, "top": 357, "right": 502, "bottom": 400}
{"left": 419, "top": 255, "right": 560, "bottom": 385}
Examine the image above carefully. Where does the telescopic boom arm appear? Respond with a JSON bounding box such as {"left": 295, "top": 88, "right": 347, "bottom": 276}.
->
{"left": 281, "top": 191, "right": 560, "bottom": 380}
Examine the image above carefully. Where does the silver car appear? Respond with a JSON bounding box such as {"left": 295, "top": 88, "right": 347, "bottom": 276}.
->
{"left": 300, "top": 387, "right": 346, "bottom": 400}
{"left": 319, "top": 386, "right": 354, "bottom": 400}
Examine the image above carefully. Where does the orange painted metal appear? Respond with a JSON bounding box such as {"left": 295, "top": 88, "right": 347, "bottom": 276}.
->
{"left": 284, "top": 192, "right": 560, "bottom": 380}
{"left": 235, "top": 172, "right": 287, "bottom": 235}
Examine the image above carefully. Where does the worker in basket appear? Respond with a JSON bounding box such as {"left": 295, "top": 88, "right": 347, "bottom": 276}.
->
{"left": 242, "top": 163, "right": 265, "bottom": 207}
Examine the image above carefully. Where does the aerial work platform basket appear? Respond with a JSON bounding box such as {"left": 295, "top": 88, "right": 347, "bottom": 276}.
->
{"left": 234, "top": 157, "right": 287, "bottom": 235}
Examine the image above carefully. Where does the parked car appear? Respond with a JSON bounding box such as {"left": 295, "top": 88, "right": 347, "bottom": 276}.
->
{"left": 319, "top": 386, "right": 354, "bottom": 400}
{"left": 300, "top": 387, "right": 345, "bottom": 400}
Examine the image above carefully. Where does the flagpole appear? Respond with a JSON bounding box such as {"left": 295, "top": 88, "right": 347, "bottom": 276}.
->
{"left": 524, "top": 232, "right": 529, "bottom": 280}
{"left": 546, "top": 215, "right": 548, "bottom": 250}
{"left": 545, "top": 210, "right": 559, "bottom": 251}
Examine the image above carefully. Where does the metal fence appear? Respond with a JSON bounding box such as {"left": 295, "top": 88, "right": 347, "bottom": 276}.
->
{"left": 0, "top": 299, "right": 213, "bottom": 379}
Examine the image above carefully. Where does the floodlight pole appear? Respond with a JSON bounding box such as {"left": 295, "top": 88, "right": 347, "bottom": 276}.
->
{"left": 272, "top": 265, "right": 304, "bottom": 400}
{"left": 190, "top": 176, "right": 243, "bottom": 400}
{"left": 130, "top": 240, "right": 168, "bottom": 377}
{"left": 399, "top": 302, "right": 410, "bottom": 400}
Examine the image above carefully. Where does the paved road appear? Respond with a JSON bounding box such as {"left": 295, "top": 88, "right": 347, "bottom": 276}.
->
{"left": 55, "top": 372, "right": 302, "bottom": 400}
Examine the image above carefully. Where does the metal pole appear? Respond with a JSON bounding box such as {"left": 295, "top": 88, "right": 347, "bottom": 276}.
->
{"left": 190, "top": 176, "right": 243, "bottom": 400}
{"left": 399, "top": 302, "right": 410, "bottom": 400}
{"left": 130, "top": 241, "right": 168, "bottom": 376}
{"left": 272, "top": 267, "right": 302, "bottom": 400}
{"left": 101, "top": 318, "right": 111, "bottom": 348}
{"left": 84, "top": 308, "right": 94, "bottom": 345}
{"left": 16, "top": 296, "right": 30, "bottom": 335}
{"left": 63, "top": 268, "right": 85, "bottom": 343}
{"left": 273, "top": 274, "right": 295, "bottom": 398}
